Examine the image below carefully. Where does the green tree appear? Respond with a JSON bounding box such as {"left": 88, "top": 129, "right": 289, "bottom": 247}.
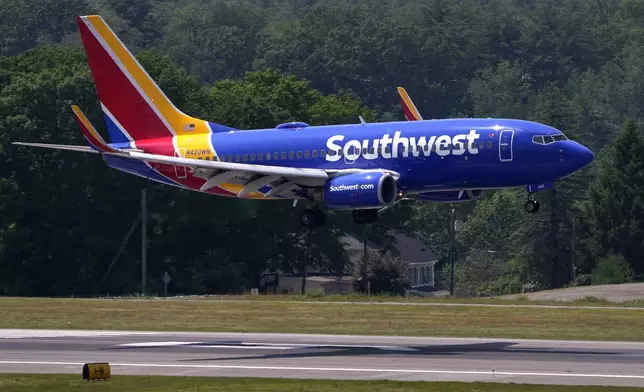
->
{"left": 586, "top": 118, "right": 644, "bottom": 276}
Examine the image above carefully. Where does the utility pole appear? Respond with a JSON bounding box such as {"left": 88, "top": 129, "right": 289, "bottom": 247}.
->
{"left": 449, "top": 207, "right": 456, "bottom": 296}
{"left": 571, "top": 215, "right": 576, "bottom": 283}
{"left": 362, "top": 226, "right": 368, "bottom": 292}
{"left": 141, "top": 189, "right": 147, "bottom": 296}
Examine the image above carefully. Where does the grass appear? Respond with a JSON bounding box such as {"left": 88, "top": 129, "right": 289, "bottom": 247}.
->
{"left": 142, "top": 292, "right": 644, "bottom": 307}
{"left": 1, "top": 375, "right": 643, "bottom": 392}
{"left": 1, "top": 297, "right": 644, "bottom": 341}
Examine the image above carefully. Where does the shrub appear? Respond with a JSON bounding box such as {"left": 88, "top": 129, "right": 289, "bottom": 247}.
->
{"left": 591, "top": 254, "right": 634, "bottom": 285}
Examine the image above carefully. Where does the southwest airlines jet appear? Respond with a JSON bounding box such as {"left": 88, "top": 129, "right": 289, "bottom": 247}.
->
{"left": 14, "top": 15, "right": 595, "bottom": 229}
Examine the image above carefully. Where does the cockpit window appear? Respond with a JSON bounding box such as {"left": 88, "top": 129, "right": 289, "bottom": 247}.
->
{"left": 553, "top": 134, "right": 568, "bottom": 141}
{"left": 532, "top": 133, "right": 568, "bottom": 145}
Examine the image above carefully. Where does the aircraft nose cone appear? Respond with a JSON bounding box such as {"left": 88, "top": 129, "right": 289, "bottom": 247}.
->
{"left": 569, "top": 142, "right": 594, "bottom": 170}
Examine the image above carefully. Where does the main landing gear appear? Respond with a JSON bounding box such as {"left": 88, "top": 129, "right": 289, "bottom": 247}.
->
{"left": 300, "top": 208, "right": 326, "bottom": 229}
{"left": 352, "top": 209, "right": 379, "bottom": 224}
{"left": 351, "top": 209, "right": 378, "bottom": 225}
{"left": 299, "top": 208, "right": 380, "bottom": 228}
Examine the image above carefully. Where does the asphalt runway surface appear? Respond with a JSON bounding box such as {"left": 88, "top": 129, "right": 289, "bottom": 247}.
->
{"left": 1, "top": 329, "right": 644, "bottom": 387}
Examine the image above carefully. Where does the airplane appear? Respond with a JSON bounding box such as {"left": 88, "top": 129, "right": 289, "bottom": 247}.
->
{"left": 13, "top": 15, "right": 595, "bottom": 229}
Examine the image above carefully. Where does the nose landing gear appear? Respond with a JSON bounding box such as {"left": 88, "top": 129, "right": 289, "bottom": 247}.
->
{"left": 524, "top": 199, "right": 540, "bottom": 213}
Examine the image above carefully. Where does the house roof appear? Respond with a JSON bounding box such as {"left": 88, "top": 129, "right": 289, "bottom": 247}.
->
{"left": 340, "top": 231, "right": 437, "bottom": 263}
{"left": 340, "top": 234, "right": 381, "bottom": 251}
{"left": 387, "top": 231, "right": 438, "bottom": 263}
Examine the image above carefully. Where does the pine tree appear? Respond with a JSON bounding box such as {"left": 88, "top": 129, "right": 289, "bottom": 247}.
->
{"left": 587, "top": 118, "right": 644, "bottom": 276}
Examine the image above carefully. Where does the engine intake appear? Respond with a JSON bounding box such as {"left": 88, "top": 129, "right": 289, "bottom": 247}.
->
{"left": 323, "top": 171, "right": 398, "bottom": 209}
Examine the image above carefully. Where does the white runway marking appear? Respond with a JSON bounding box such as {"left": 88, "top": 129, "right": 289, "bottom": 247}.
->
{"left": 1, "top": 360, "right": 643, "bottom": 380}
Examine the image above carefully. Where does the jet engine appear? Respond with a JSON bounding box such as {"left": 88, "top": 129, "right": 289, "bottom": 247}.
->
{"left": 323, "top": 171, "right": 398, "bottom": 209}
{"left": 414, "top": 189, "right": 486, "bottom": 203}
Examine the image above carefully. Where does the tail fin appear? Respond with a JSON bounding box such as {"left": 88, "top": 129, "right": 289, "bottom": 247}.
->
{"left": 71, "top": 105, "right": 119, "bottom": 153}
{"left": 76, "top": 15, "right": 232, "bottom": 143}
{"left": 397, "top": 87, "right": 423, "bottom": 121}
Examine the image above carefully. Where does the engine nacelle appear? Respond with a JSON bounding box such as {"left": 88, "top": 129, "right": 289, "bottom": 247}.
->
{"left": 323, "top": 171, "right": 398, "bottom": 209}
{"left": 415, "top": 189, "right": 486, "bottom": 203}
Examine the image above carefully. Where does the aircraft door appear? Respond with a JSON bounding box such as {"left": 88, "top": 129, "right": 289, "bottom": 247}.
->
{"left": 174, "top": 148, "right": 188, "bottom": 179}
{"left": 499, "top": 129, "right": 514, "bottom": 162}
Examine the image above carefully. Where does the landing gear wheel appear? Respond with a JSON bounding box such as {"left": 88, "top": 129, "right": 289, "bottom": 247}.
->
{"left": 300, "top": 208, "right": 326, "bottom": 228}
{"left": 524, "top": 200, "right": 540, "bottom": 213}
{"left": 352, "top": 209, "right": 379, "bottom": 224}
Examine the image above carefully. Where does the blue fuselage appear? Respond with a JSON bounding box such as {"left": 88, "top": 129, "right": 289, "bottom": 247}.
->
{"left": 204, "top": 118, "right": 594, "bottom": 193}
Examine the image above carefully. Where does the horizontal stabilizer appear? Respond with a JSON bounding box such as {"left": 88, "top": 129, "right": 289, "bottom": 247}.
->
{"left": 12, "top": 142, "right": 98, "bottom": 154}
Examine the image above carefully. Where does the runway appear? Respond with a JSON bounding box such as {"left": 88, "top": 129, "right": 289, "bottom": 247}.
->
{"left": 1, "top": 329, "right": 644, "bottom": 387}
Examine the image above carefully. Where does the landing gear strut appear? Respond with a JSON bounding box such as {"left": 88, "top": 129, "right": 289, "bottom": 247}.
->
{"left": 300, "top": 208, "right": 326, "bottom": 228}
{"left": 352, "top": 209, "right": 379, "bottom": 224}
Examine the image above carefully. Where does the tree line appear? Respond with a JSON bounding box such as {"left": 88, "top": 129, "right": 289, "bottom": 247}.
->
{"left": 1, "top": 0, "right": 644, "bottom": 297}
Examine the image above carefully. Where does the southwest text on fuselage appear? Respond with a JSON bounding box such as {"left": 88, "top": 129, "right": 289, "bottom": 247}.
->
{"left": 325, "top": 130, "right": 481, "bottom": 162}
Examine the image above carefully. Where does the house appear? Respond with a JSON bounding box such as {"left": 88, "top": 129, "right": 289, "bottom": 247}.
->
{"left": 260, "top": 230, "right": 438, "bottom": 295}
{"left": 340, "top": 231, "right": 438, "bottom": 290}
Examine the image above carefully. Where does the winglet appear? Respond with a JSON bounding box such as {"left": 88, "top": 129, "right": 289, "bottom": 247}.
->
{"left": 397, "top": 87, "right": 423, "bottom": 121}
{"left": 71, "top": 105, "right": 119, "bottom": 153}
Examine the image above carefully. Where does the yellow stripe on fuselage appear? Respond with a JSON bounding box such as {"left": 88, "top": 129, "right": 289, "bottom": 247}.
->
{"left": 85, "top": 15, "right": 210, "bottom": 136}
{"left": 174, "top": 134, "right": 268, "bottom": 199}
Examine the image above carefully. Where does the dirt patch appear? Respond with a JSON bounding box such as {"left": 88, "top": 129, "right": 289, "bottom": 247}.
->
{"left": 502, "top": 283, "right": 644, "bottom": 302}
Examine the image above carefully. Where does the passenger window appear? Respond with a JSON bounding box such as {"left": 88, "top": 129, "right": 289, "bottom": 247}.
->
{"left": 265, "top": 152, "right": 270, "bottom": 161}
{"left": 385, "top": 146, "right": 391, "bottom": 154}
{"left": 281, "top": 152, "right": 286, "bottom": 159}
{"left": 297, "top": 151, "right": 302, "bottom": 159}
{"left": 274, "top": 152, "right": 279, "bottom": 160}
{"left": 304, "top": 150, "right": 310, "bottom": 158}
{"left": 424, "top": 144, "right": 429, "bottom": 152}
{"left": 288, "top": 151, "right": 294, "bottom": 159}
{"left": 250, "top": 153, "right": 255, "bottom": 161}
{"left": 479, "top": 141, "right": 485, "bottom": 150}
{"left": 487, "top": 141, "right": 493, "bottom": 149}
{"left": 227, "top": 155, "right": 233, "bottom": 162}
{"left": 243, "top": 154, "right": 248, "bottom": 161}
{"left": 235, "top": 154, "right": 241, "bottom": 162}
{"left": 369, "top": 147, "right": 375, "bottom": 154}
{"left": 312, "top": 150, "right": 318, "bottom": 158}
{"left": 320, "top": 149, "right": 326, "bottom": 157}
{"left": 205, "top": 156, "right": 210, "bottom": 161}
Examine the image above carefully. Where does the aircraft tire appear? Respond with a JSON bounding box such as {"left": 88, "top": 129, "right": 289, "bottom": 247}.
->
{"left": 524, "top": 200, "right": 540, "bottom": 213}
{"left": 352, "top": 209, "right": 378, "bottom": 224}
{"left": 300, "top": 209, "right": 325, "bottom": 228}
